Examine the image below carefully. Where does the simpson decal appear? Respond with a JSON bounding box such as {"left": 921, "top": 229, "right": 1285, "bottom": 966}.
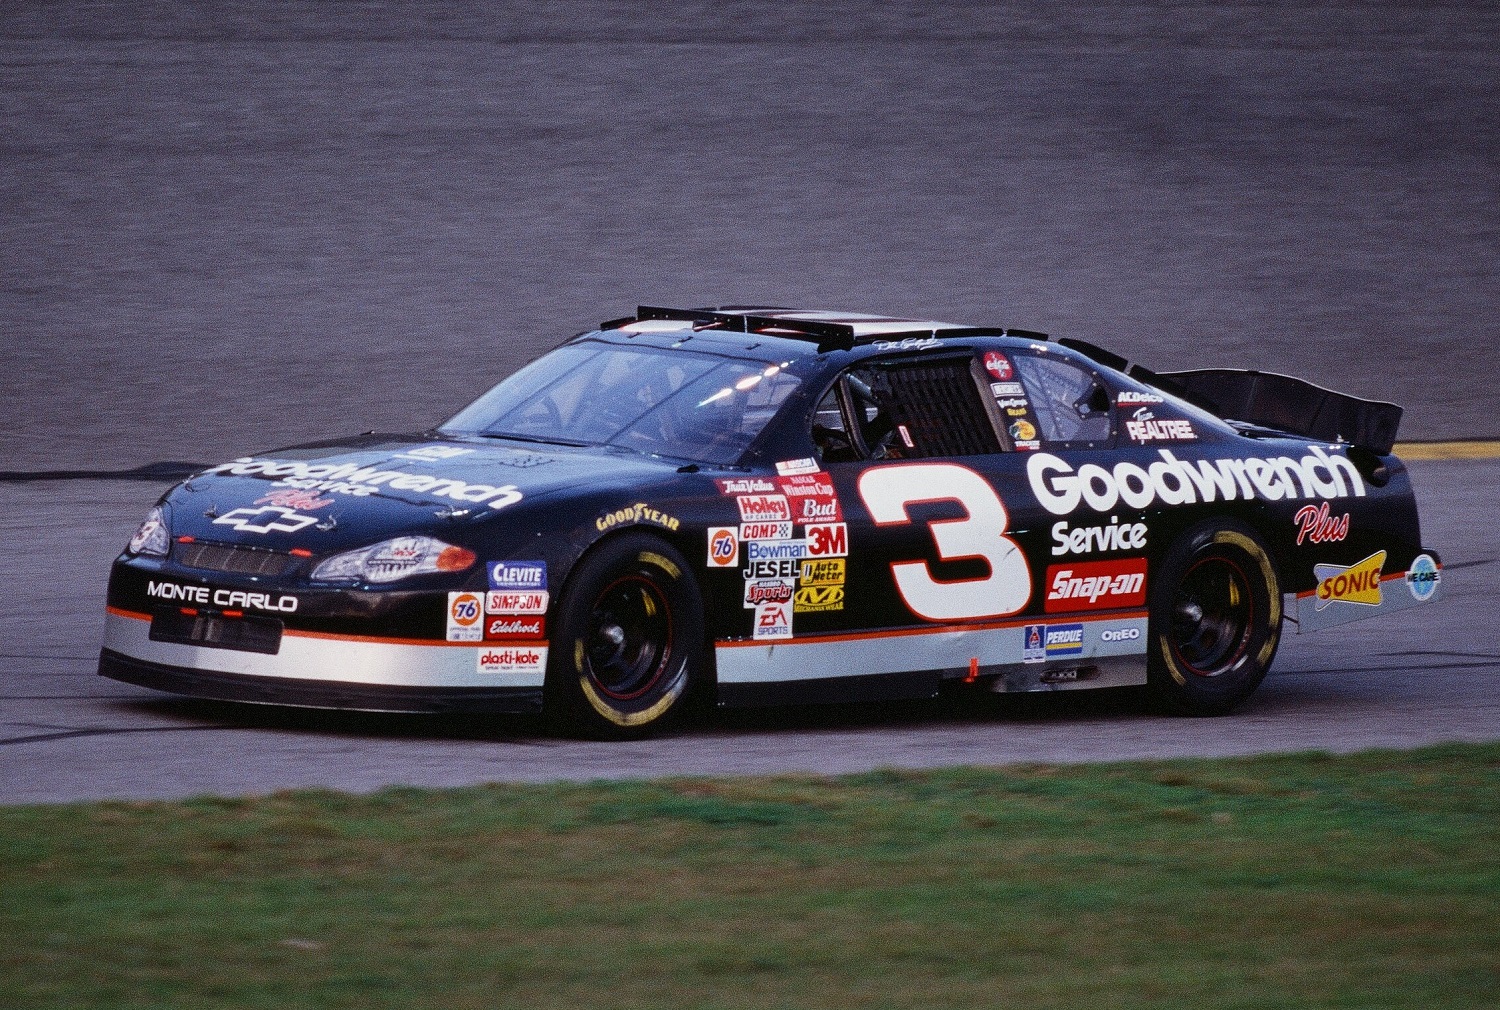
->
{"left": 485, "top": 590, "right": 549, "bottom": 615}
{"left": 1313, "top": 551, "right": 1387, "bottom": 610}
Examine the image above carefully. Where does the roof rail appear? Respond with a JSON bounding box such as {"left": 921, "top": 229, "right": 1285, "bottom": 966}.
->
{"left": 628, "top": 305, "right": 857, "bottom": 351}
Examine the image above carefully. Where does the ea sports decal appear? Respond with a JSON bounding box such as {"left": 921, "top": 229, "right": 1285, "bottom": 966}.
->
{"left": 753, "top": 601, "right": 793, "bottom": 640}
{"left": 446, "top": 591, "right": 484, "bottom": 642}
{"left": 1313, "top": 551, "right": 1387, "bottom": 610}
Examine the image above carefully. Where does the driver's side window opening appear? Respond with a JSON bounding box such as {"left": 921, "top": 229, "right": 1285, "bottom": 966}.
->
{"left": 812, "top": 358, "right": 1001, "bottom": 461}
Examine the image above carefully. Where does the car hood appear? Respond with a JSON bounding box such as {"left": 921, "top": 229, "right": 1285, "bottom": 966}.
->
{"left": 160, "top": 434, "right": 687, "bottom": 551}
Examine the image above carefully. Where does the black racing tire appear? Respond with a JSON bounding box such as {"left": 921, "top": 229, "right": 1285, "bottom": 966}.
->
{"left": 545, "top": 533, "right": 705, "bottom": 739}
{"left": 1146, "top": 520, "right": 1282, "bottom": 716}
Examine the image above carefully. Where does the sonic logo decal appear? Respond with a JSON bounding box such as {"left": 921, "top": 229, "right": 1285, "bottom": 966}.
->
{"left": 1313, "top": 551, "right": 1387, "bottom": 610}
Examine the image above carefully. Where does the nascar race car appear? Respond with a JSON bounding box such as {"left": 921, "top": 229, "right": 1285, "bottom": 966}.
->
{"left": 100, "top": 306, "right": 1443, "bottom": 737}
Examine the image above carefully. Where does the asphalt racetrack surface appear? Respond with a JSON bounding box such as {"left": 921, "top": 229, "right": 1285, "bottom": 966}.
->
{"left": 2, "top": 458, "right": 1496, "bottom": 804}
{"left": 3, "top": 4, "right": 1499, "bottom": 801}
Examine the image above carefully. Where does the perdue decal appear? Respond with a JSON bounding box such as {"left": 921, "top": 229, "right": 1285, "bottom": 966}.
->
{"left": 1027, "top": 447, "right": 1366, "bottom": 516}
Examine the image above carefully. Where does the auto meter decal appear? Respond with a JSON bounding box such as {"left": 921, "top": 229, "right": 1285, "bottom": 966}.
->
{"left": 983, "top": 351, "right": 1014, "bottom": 380}
{"left": 1044, "top": 559, "right": 1147, "bottom": 613}
{"left": 446, "top": 591, "right": 484, "bottom": 642}
{"left": 1313, "top": 551, "right": 1387, "bottom": 610}
{"left": 707, "top": 526, "right": 739, "bottom": 567}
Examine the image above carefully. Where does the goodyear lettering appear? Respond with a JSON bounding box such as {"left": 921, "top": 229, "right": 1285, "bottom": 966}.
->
{"left": 595, "top": 502, "right": 682, "bottom": 533}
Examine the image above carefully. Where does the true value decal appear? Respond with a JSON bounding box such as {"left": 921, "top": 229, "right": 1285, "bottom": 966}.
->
{"left": 1028, "top": 447, "right": 1367, "bottom": 516}
{"left": 1313, "top": 551, "right": 1386, "bottom": 610}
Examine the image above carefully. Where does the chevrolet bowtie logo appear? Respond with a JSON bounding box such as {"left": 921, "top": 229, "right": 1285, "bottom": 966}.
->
{"left": 211, "top": 505, "right": 320, "bottom": 534}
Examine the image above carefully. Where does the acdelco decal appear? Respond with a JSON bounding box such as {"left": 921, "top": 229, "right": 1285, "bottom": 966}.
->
{"left": 147, "top": 580, "right": 299, "bottom": 614}
{"left": 1314, "top": 551, "right": 1386, "bottom": 610}
{"left": 206, "top": 457, "right": 523, "bottom": 510}
{"left": 595, "top": 502, "right": 681, "bottom": 532}
{"left": 1045, "top": 559, "right": 1147, "bottom": 613}
{"left": 1027, "top": 447, "right": 1366, "bottom": 516}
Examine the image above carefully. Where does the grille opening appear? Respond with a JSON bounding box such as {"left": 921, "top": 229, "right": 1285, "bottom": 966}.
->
{"left": 175, "top": 541, "right": 295, "bottom": 577}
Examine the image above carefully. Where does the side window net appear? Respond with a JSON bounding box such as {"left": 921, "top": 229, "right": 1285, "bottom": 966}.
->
{"left": 856, "top": 358, "right": 1001, "bottom": 458}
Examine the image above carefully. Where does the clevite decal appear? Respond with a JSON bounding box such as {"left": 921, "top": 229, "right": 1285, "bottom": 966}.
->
{"left": 488, "top": 561, "right": 547, "bottom": 590}
{"left": 1028, "top": 447, "right": 1367, "bottom": 516}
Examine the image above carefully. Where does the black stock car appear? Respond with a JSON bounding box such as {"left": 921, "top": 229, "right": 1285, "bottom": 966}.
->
{"left": 101, "top": 306, "right": 1443, "bottom": 737}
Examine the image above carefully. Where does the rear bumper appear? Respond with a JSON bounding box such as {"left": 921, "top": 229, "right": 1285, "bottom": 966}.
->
{"left": 99, "top": 648, "right": 543, "bottom": 715}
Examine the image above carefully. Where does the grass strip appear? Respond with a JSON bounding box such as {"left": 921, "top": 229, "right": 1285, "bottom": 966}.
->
{"left": 3, "top": 743, "right": 1499, "bottom": 1009}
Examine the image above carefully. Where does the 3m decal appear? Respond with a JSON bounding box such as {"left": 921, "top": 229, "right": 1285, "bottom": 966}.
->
{"left": 1045, "top": 559, "right": 1148, "bottom": 613}
{"left": 485, "top": 615, "right": 545, "bottom": 640}
{"left": 1028, "top": 447, "right": 1367, "bottom": 516}
{"left": 1313, "top": 551, "right": 1387, "bottom": 610}
{"left": 1293, "top": 502, "right": 1350, "bottom": 546}
{"left": 595, "top": 502, "right": 681, "bottom": 533}
{"left": 737, "top": 494, "right": 791, "bottom": 522}
{"left": 447, "top": 591, "right": 484, "bottom": 642}
{"left": 477, "top": 645, "right": 547, "bottom": 673}
{"left": 1406, "top": 554, "right": 1440, "bottom": 602}
{"left": 794, "top": 584, "right": 845, "bottom": 612}
{"left": 211, "top": 505, "right": 319, "bottom": 535}
{"left": 753, "top": 601, "right": 792, "bottom": 640}
{"left": 254, "top": 488, "right": 333, "bottom": 511}
{"left": 147, "top": 580, "right": 298, "bottom": 614}
{"left": 487, "top": 560, "right": 546, "bottom": 590}
{"left": 741, "top": 521, "right": 793, "bottom": 541}
{"left": 744, "top": 579, "right": 795, "bottom": 607}
{"left": 775, "top": 457, "right": 821, "bottom": 476}
{"left": 857, "top": 463, "right": 1031, "bottom": 621}
{"left": 707, "top": 527, "right": 739, "bottom": 567}
{"left": 1051, "top": 517, "right": 1147, "bottom": 556}
{"left": 485, "top": 590, "right": 549, "bottom": 615}
{"left": 799, "top": 558, "right": 846, "bottom": 586}
{"left": 804, "top": 523, "right": 848, "bottom": 558}
{"left": 983, "top": 351, "right": 1014, "bottom": 381}
{"left": 206, "top": 458, "right": 523, "bottom": 510}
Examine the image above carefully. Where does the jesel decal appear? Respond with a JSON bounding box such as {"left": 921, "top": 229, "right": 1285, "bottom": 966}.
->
{"left": 1314, "top": 551, "right": 1386, "bottom": 610}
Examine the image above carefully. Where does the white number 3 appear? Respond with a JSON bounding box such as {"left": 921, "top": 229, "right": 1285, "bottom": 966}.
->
{"left": 857, "top": 463, "right": 1032, "bottom": 621}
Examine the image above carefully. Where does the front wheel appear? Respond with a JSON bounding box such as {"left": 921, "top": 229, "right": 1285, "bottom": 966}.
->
{"left": 1146, "top": 521, "right": 1282, "bottom": 716}
{"left": 546, "top": 533, "right": 705, "bottom": 738}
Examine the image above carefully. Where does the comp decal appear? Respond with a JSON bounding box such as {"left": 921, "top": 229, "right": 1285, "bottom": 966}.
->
{"left": 1028, "top": 447, "right": 1367, "bottom": 516}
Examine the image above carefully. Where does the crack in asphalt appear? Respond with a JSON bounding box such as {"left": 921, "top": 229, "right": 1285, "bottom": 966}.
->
{"left": 0, "top": 724, "right": 245, "bottom": 746}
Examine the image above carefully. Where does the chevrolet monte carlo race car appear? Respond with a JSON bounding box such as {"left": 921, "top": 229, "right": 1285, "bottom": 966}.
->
{"left": 101, "top": 306, "right": 1443, "bottom": 737}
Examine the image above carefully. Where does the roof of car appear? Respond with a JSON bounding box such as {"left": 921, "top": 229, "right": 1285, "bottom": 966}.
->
{"left": 602, "top": 305, "right": 1048, "bottom": 353}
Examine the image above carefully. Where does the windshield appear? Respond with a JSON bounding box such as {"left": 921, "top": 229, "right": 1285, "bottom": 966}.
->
{"left": 441, "top": 341, "right": 802, "bottom": 465}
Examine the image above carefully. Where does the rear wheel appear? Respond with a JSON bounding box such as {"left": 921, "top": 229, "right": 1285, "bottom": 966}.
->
{"left": 1147, "top": 521, "right": 1282, "bottom": 715}
{"left": 546, "top": 533, "right": 704, "bottom": 738}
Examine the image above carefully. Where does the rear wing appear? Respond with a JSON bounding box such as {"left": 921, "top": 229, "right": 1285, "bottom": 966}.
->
{"left": 1153, "top": 369, "right": 1403, "bottom": 456}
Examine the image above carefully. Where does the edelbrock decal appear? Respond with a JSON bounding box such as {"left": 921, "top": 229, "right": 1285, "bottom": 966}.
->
{"left": 206, "top": 458, "right": 523, "bottom": 510}
{"left": 1027, "top": 447, "right": 1366, "bottom": 516}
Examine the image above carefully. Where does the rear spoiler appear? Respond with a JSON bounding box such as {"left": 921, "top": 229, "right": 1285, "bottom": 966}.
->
{"left": 1153, "top": 369, "right": 1403, "bottom": 456}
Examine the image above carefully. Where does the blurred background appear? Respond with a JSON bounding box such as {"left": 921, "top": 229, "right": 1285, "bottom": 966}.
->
{"left": 4, "top": 2, "right": 1497, "bottom": 471}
